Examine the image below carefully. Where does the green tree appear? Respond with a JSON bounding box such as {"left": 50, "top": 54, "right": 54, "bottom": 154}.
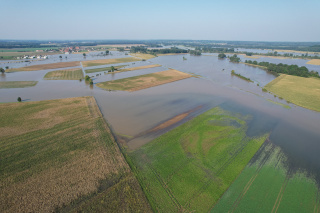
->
{"left": 105, "top": 50, "right": 109, "bottom": 55}
{"left": 5, "top": 66, "right": 9, "bottom": 69}
{"left": 17, "top": 97, "right": 22, "bottom": 102}
{"left": 218, "top": 53, "right": 226, "bottom": 58}
{"left": 0, "top": 68, "right": 4, "bottom": 73}
{"left": 83, "top": 53, "right": 86, "bottom": 57}
{"left": 111, "top": 66, "right": 115, "bottom": 72}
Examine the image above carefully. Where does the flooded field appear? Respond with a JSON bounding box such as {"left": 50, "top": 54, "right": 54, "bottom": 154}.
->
{"left": 1, "top": 51, "right": 320, "bottom": 188}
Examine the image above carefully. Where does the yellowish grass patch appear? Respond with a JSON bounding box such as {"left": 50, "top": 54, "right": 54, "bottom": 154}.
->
{"left": 97, "top": 69, "right": 192, "bottom": 92}
{"left": 307, "top": 59, "right": 320, "bottom": 65}
{"left": 7, "top": 61, "right": 80, "bottom": 72}
{"left": 264, "top": 74, "right": 320, "bottom": 112}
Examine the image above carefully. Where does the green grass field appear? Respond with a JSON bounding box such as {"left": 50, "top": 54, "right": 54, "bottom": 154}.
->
{"left": 264, "top": 74, "right": 320, "bottom": 112}
{"left": 82, "top": 57, "right": 141, "bottom": 67}
{"left": 212, "top": 143, "right": 320, "bottom": 213}
{"left": 0, "top": 81, "right": 38, "bottom": 88}
{"left": 126, "top": 107, "right": 269, "bottom": 212}
{"left": 0, "top": 97, "right": 151, "bottom": 212}
{"left": 85, "top": 65, "right": 126, "bottom": 73}
{"left": 44, "top": 68, "right": 84, "bottom": 80}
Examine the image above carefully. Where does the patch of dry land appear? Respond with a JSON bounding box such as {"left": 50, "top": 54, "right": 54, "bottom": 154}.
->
{"left": 307, "top": 59, "right": 320, "bottom": 65}
{"left": 0, "top": 81, "right": 38, "bottom": 88}
{"left": 6, "top": 61, "right": 80, "bottom": 72}
{"left": 44, "top": 68, "right": 84, "bottom": 80}
{"left": 244, "top": 55, "right": 260, "bottom": 59}
{"left": 96, "top": 69, "right": 192, "bottom": 92}
{"left": 82, "top": 57, "right": 141, "bottom": 67}
{"left": 118, "top": 64, "right": 161, "bottom": 72}
{"left": 264, "top": 74, "right": 320, "bottom": 112}
{"left": 0, "top": 97, "right": 151, "bottom": 212}
{"left": 129, "top": 53, "right": 157, "bottom": 60}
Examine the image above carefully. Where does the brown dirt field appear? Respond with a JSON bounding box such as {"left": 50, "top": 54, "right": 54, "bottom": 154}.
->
{"left": 0, "top": 97, "right": 151, "bottom": 212}
{"left": 6, "top": 61, "right": 80, "bottom": 72}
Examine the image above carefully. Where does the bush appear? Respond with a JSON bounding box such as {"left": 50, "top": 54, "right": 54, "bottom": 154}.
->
{"left": 17, "top": 97, "right": 22, "bottom": 102}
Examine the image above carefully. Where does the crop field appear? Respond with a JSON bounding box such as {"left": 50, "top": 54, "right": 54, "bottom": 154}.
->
{"left": 6, "top": 61, "right": 80, "bottom": 72}
{"left": 0, "top": 81, "right": 38, "bottom": 88}
{"left": 85, "top": 65, "right": 126, "bottom": 73}
{"left": 0, "top": 97, "right": 151, "bottom": 212}
{"left": 82, "top": 57, "right": 141, "bottom": 67}
{"left": 96, "top": 69, "right": 192, "bottom": 92}
{"left": 307, "top": 59, "right": 320, "bottom": 65}
{"left": 129, "top": 53, "right": 157, "bottom": 60}
{"left": 119, "top": 64, "right": 161, "bottom": 72}
{"left": 127, "top": 107, "right": 269, "bottom": 212}
{"left": 212, "top": 143, "right": 320, "bottom": 213}
{"left": 44, "top": 68, "right": 84, "bottom": 80}
{"left": 264, "top": 74, "right": 320, "bottom": 112}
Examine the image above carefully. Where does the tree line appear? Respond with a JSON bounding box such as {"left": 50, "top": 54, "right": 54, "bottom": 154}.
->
{"left": 245, "top": 60, "right": 320, "bottom": 78}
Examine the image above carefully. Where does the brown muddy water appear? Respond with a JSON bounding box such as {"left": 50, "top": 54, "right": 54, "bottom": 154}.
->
{"left": 1, "top": 52, "right": 320, "bottom": 185}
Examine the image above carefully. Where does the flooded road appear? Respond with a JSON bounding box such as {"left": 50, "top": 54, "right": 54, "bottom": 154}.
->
{"left": 1, "top": 52, "right": 320, "bottom": 184}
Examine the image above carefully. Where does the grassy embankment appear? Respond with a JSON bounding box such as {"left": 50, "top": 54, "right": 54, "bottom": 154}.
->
{"left": 267, "top": 99, "right": 291, "bottom": 109}
{"left": 0, "top": 97, "right": 151, "bottom": 212}
{"left": 82, "top": 57, "right": 140, "bottom": 67}
{"left": 212, "top": 143, "right": 320, "bottom": 213}
{"left": 44, "top": 68, "right": 84, "bottom": 80}
{"left": 264, "top": 74, "right": 320, "bottom": 112}
{"left": 0, "top": 81, "right": 38, "bottom": 88}
{"left": 85, "top": 65, "right": 126, "bottom": 73}
{"left": 96, "top": 69, "right": 192, "bottom": 92}
{"left": 119, "top": 64, "right": 161, "bottom": 72}
{"left": 126, "top": 107, "right": 269, "bottom": 212}
{"left": 307, "top": 59, "right": 320, "bottom": 65}
{"left": 231, "top": 70, "right": 253, "bottom": 82}
{"left": 6, "top": 61, "right": 80, "bottom": 72}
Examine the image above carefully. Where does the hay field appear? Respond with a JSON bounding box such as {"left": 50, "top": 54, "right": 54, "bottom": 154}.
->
{"left": 0, "top": 81, "right": 38, "bottom": 88}
{"left": 307, "top": 59, "right": 320, "bottom": 65}
{"left": 82, "top": 57, "right": 140, "bottom": 67}
{"left": 44, "top": 68, "right": 84, "bottom": 80}
{"left": 96, "top": 69, "right": 192, "bottom": 91}
{"left": 264, "top": 74, "right": 320, "bottom": 112}
{"left": 127, "top": 107, "right": 269, "bottom": 212}
{"left": 7, "top": 61, "right": 80, "bottom": 72}
{"left": 0, "top": 97, "right": 151, "bottom": 212}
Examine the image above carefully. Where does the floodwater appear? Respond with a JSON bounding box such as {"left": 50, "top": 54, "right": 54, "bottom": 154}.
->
{"left": 1, "top": 52, "right": 320, "bottom": 185}
{"left": 235, "top": 48, "right": 319, "bottom": 57}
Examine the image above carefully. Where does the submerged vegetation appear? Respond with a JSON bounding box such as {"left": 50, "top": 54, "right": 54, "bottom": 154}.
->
{"left": 0, "top": 81, "right": 38, "bottom": 88}
{"left": 264, "top": 74, "right": 320, "bottom": 112}
{"left": 212, "top": 143, "right": 320, "bottom": 212}
{"left": 127, "top": 107, "right": 269, "bottom": 212}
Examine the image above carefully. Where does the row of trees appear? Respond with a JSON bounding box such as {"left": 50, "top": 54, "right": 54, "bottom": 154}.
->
{"left": 189, "top": 50, "right": 202, "bottom": 56}
{"left": 245, "top": 60, "right": 319, "bottom": 78}
{"left": 149, "top": 47, "right": 188, "bottom": 54}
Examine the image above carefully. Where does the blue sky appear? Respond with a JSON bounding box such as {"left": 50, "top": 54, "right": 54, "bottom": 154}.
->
{"left": 1, "top": 0, "right": 319, "bottom": 41}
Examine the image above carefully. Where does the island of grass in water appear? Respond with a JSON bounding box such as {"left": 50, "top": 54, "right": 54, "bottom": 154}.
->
{"left": 96, "top": 69, "right": 192, "bottom": 91}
